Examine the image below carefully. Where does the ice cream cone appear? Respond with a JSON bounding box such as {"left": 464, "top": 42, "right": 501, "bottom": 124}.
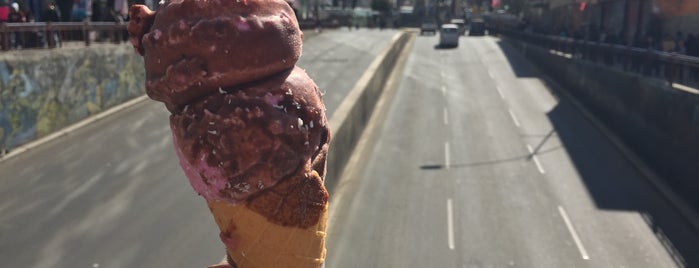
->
{"left": 127, "top": 1, "right": 330, "bottom": 266}
{"left": 207, "top": 199, "right": 327, "bottom": 268}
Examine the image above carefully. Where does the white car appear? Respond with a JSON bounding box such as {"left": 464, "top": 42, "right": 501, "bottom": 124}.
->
{"left": 439, "top": 24, "right": 460, "bottom": 47}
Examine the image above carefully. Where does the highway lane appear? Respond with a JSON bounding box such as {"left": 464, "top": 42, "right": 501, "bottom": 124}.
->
{"left": 0, "top": 29, "right": 398, "bottom": 268}
{"left": 326, "top": 34, "right": 699, "bottom": 267}
{"left": 299, "top": 29, "right": 399, "bottom": 114}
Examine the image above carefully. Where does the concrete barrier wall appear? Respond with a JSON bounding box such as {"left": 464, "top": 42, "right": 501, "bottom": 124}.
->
{"left": 326, "top": 32, "right": 411, "bottom": 186}
{"left": 504, "top": 38, "right": 699, "bottom": 209}
{"left": 0, "top": 44, "right": 145, "bottom": 152}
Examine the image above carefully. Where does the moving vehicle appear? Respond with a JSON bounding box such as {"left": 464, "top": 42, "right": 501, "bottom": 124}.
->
{"left": 450, "top": 19, "right": 466, "bottom": 35}
{"left": 439, "top": 24, "right": 460, "bottom": 47}
{"left": 469, "top": 19, "right": 486, "bottom": 36}
{"left": 420, "top": 20, "right": 438, "bottom": 35}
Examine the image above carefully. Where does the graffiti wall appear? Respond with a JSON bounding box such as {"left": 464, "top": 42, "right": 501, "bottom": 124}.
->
{"left": 0, "top": 44, "right": 145, "bottom": 152}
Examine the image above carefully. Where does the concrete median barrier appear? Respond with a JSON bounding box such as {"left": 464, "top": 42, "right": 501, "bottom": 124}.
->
{"left": 326, "top": 31, "right": 411, "bottom": 186}
{"left": 0, "top": 31, "right": 414, "bottom": 192}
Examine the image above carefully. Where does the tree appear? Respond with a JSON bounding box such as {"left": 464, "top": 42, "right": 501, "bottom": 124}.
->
{"left": 371, "top": 0, "right": 391, "bottom": 13}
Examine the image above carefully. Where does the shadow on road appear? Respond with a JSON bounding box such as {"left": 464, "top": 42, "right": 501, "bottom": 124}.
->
{"left": 433, "top": 44, "right": 458, "bottom": 50}
{"left": 419, "top": 145, "right": 562, "bottom": 170}
{"left": 493, "top": 40, "right": 539, "bottom": 78}
{"left": 494, "top": 39, "right": 699, "bottom": 268}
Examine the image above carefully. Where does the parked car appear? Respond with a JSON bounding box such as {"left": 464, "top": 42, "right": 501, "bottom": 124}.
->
{"left": 439, "top": 24, "right": 460, "bottom": 47}
{"left": 469, "top": 19, "right": 486, "bottom": 36}
{"left": 420, "top": 20, "right": 438, "bottom": 35}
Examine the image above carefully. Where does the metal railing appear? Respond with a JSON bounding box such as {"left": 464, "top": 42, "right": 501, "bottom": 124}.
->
{"left": 1, "top": 21, "right": 127, "bottom": 50}
{"left": 495, "top": 27, "right": 699, "bottom": 87}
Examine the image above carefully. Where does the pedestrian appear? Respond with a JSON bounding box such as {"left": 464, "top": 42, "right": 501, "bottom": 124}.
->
{"left": 40, "top": 1, "right": 60, "bottom": 22}
{"left": 41, "top": 1, "right": 61, "bottom": 47}
{"left": 7, "top": 2, "right": 24, "bottom": 22}
{"left": 7, "top": 2, "right": 26, "bottom": 48}
{"left": 0, "top": 0, "right": 9, "bottom": 22}
{"left": 662, "top": 33, "right": 674, "bottom": 52}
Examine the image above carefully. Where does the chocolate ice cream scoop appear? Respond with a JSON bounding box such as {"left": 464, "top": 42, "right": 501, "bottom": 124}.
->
{"left": 128, "top": 0, "right": 302, "bottom": 112}
{"left": 171, "top": 67, "right": 329, "bottom": 203}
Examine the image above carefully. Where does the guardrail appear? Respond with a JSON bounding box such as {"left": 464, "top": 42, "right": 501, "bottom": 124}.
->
{"left": 494, "top": 27, "right": 699, "bottom": 87}
{"left": 0, "top": 21, "right": 127, "bottom": 50}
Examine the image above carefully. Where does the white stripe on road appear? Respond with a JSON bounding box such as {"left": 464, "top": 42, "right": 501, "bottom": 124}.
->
{"left": 443, "top": 108, "right": 449, "bottom": 126}
{"left": 526, "top": 145, "right": 546, "bottom": 174}
{"left": 508, "top": 109, "right": 521, "bottom": 127}
{"left": 558, "top": 205, "right": 590, "bottom": 260}
{"left": 442, "top": 85, "right": 446, "bottom": 96}
{"left": 444, "top": 142, "right": 451, "bottom": 170}
{"left": 496, "top": 85, "right": 505, "bottom": 99}
{"left": 447, "top": 198, "right": 455, "bottom": 250}
{"left": 488, "top": 70, "right": 495, "bottom": 79}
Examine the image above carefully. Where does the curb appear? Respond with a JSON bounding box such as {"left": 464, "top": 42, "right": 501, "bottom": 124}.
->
{"left": 325, "top": 31, "right": 412, "bottom": 190}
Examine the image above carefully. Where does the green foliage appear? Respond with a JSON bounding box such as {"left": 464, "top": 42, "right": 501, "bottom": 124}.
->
{"left": 371, "top": 0, "right": 391, "bottom": 13}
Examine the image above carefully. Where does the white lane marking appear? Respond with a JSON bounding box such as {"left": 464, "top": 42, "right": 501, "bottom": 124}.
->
{"left": 441, "top": 70, "right": 445, "bottom": 79}
{"left": 526, "top": 145, "right": 546, "bottom": 174}
{"left": 442, "top": 85, "right": 447, "bottom": 96}
{"left": 444, "top": 142, "right": 451, "bottom": 170}
{"left": 558, "top": 206, "right": 590, "bottom": 260}
{"left": 488, "top": 70, "right": 495, "bottom": 79}
{"left": 443, "top": 108, "right": 449, "bottom": 126}
{"left": 508, "top": 109, "right": 521, "bottom": 127}
{"left": 447, "top": 198, "right": 455, "bottom": 250}
{"left": 496, "top": 85, "right": 505, "bottom": 99}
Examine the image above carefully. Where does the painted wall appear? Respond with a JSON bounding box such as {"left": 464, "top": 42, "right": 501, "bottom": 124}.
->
{"left": 0, "top": 44, "right": 145, "bottom": 152}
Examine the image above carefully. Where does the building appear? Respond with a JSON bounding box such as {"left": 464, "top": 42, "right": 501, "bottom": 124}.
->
{"left": 525, "top": 0, "right": 699, "bottom": 45}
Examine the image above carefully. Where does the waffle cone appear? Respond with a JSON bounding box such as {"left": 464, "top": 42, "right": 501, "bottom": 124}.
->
{"left": 207, "top": 199, "right": 328, "bottom": 268}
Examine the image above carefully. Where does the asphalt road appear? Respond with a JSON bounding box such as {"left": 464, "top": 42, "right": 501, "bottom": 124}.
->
{"left": 326, "top": 34, "right": 699, "bottom": 267}
{"left": 0, "top": 29, "right": 398, "bottom": 268}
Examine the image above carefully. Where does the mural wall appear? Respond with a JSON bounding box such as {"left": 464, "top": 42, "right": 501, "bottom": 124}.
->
{"left": 0, "top": 44, "right": 145, "bottom": 152}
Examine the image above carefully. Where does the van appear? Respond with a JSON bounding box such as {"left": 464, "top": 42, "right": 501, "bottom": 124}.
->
{"left": 469, "top": 19, "right": 486, "bottom": 36}
{"left": 439, "top": 24, "right": 460, "bottom": 47}
{"left": 450, "top": 19, "right": 466, "bottom": 35}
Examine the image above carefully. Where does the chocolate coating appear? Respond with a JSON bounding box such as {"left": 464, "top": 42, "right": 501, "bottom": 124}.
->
{"left": 247, "top": 169, "right": 328, "bottom": 228}
{"left": 128, "top": 0, "right": 302, "bottom": 111}
{"left": 170, "top": 67, "right": 329, "bottom": 204}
